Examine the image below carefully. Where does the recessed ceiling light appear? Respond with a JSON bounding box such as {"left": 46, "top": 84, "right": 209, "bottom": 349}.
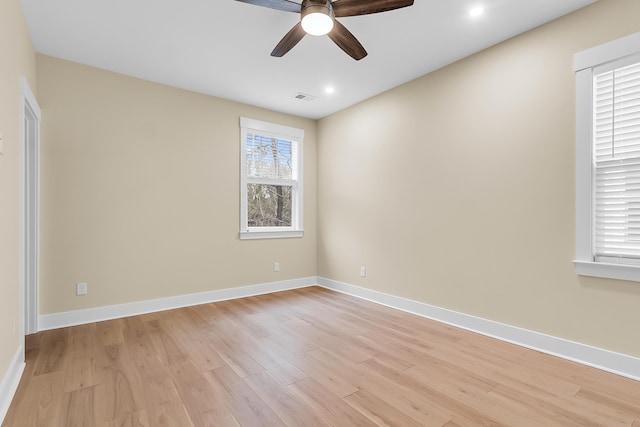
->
{"left": 325, "top": 87, "right": 335, "bottom": 94}
{"left": 469, "top": 6, "right": 484, "bottom": 17}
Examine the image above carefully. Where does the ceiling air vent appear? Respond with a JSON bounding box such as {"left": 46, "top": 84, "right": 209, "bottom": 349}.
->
{"left": 293, "top": 92, "right": 317, "bottom": 101}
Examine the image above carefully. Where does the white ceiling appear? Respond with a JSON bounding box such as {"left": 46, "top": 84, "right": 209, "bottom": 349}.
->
{"left": 19, "top": 0, "right": 597, "bottom": 120}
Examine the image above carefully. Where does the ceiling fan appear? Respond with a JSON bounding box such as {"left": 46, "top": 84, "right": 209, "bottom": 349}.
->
{"left": 235, "top": 0, "right": 414, "bottom": 60}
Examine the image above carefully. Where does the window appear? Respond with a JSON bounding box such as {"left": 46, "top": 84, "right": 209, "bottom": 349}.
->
{"left": 239, "top": 117, "right": 304, "bottom": 240}
{"left": 574, "top": 32, "right": 640, "bottom": 281}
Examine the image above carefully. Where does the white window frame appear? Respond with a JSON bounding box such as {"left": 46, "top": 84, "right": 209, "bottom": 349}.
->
{"left": 239, "top": 117, "right": 304, "bottom": 240}
{"left": 574, "top": 32, "right": 640, "bottom": 281}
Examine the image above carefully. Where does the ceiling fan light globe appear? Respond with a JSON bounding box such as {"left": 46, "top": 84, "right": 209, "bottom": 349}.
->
{"left": 301, "top": 12, "right": 334, "bottom": 36}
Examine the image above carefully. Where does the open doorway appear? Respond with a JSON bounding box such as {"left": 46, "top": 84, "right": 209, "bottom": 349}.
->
{"left": 20, "top": 77, "right": 41, "bottom": 337}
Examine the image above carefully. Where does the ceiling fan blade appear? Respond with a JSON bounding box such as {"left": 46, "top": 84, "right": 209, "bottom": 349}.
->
{"left": 332, "top": 0, "right": 414, "bottom": 17}
{"left": 328, "top": 20, "right": 367, "bottom": 61}
{"left": 271, "top": 23, "right": 307, "bottom": 57}
{"left": 234, "top": 0, "right": 301, "bottom": 13}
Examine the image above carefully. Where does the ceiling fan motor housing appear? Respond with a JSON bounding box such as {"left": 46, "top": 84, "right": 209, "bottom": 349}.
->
{"left": 301, "top": 0, "right": 335, "bottom": 21}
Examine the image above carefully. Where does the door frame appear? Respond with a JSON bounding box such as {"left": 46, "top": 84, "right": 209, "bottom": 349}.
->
{"left": 19, "top": 77, "right": 41, "bottom": 338}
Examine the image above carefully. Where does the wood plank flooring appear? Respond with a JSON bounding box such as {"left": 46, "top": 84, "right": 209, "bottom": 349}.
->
{"left": 4, "top": 286, "right": 640, "bottom": 426}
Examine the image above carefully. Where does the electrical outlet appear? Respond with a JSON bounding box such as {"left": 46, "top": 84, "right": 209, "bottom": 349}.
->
{"left": 76, "top": 282, "right": 88, "bottom": 296}
{"left": 274, "top": 262, "right": 280, "bottom": 272}
{"left": 360, "top": 267, "right": 366, "bottom": 277}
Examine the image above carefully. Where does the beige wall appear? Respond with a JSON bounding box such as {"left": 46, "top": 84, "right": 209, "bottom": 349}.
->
{"left": 0, "top": 0, "right": 36, "bottom": 384}
{"left": 36, "top": 55, "right": 316, "bottom": 314}
{"left": 318, "top": 0, "right": 640, "bottom": 357}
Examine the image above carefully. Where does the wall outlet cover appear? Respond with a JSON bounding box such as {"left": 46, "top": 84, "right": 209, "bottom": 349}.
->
{"left": 76, "top": 282, "right": 88, "bottom": 296}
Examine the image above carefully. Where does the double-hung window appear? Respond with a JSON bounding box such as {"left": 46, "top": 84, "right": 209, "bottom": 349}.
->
{"left": 239, "top": 117, "right": 304, "bottom": 240}
{"left": 574, "top": 32, "right": 640, "bottom": 281}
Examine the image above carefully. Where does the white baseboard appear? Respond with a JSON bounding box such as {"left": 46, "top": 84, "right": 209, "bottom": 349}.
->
{"left": 35, "top": 275, "right": 640, "bottom": 381}
{"left": 317, "top": 277, "right": 640, "bottom": 381}
{"left": 39, "top": 277, "right": 316, "bottom": 331}
{"left": 0, "top": 346, "right": 25, "bottom": 425}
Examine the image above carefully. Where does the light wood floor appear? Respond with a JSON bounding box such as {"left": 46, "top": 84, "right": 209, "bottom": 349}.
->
{"left": 4, "top": 286, "right": 640, "bottom": 426}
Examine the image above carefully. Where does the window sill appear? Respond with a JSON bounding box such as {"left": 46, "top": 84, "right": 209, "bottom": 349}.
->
{"left": 239, "top": 230, "right": 304, "bottom": 240}
{"left": 573, "top": 260, "right": 640, "bottom": 282}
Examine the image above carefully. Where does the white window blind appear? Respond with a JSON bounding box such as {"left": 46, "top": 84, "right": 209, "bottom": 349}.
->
{"left": 594, "top": 60, "right": 640, "bottom": 262}
{"left": 246, "top": 134, "right": 296, "bottom": 181}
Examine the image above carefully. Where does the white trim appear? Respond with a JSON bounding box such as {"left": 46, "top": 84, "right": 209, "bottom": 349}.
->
{"left": 574, "top": 33, "right": 640, "bottom": 282}
{"left": 574, "top": 68, "right": 593, "bottom": 263}
{"left": 38, "top": 277, "right": 316, "bottom": 331}
{"left": 574, "top": 32, "right": 640, "bottom": 72}
{"left": 574, "top": 260, "right": 640, "bottom": 282}
{"left": 240, "top": 117, "right": 305, "bottom": 140}
{"left": 240, "top": 230, "right": 304, "bottom": 240}
{"left": 317, "top": 277, "right": 640, "bottom": 381}
{"left": 28, "top": 276, "right": 640, "bottom": 382}
{"left": 0, "top": 346, "right": 26, "bottom": 425}
{"left": 19, "top": 77, "right": 41, "bottom": 118}
{"left": 239, "top": 117, "right": 304, "bottom": 239}
{"left": 19, "top": 77, "right": 41, "bottom": 336}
